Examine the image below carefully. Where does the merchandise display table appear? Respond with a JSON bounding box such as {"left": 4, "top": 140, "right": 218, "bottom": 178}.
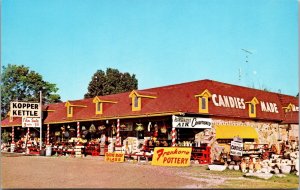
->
{"left": 125, "top": 152, "right": 153, "bottom": 163}
{"left": 28, "top": 147, "right": 40, "bottom": 155}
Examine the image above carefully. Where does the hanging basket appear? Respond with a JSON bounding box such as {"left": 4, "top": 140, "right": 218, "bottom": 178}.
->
{"left": 161, "top": 126, "right": 167, "bottom": 133}
{"left": 69, "top": 128, "right": 75, "bottom": 132}
{"left": 82, "top": 130, "right": 88, "bottom": 135}
{"left": 64, "top": 131, "right": 70, "bottom": 138}
{"left": 89, "top": 124, "right": 96, "bottom": 133}
{"left": 55, "top": 131, "right": 61, "bottom": 136}
{"left": 98, "top": 125, "right": 106, "bottom": 131}
{"left": 112, "top": 125, "right": 116, "bottom": 135}
{"left": 135, "top": 123, "right": 144, "bottom": 131}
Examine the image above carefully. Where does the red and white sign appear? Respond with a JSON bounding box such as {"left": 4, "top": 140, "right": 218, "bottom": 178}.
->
{"left": 22, "top": 117, "right": 41, "bottom": 128}
{"left": 230, "top": 141, "right": 243, "bottom": 156}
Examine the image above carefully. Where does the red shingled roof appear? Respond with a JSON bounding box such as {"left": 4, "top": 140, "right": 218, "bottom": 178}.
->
{"left": 1, "top": 79, "right": 298, "bottom": 127}
{"left": 277, "top": 94, "right": 299, "bottom": 124}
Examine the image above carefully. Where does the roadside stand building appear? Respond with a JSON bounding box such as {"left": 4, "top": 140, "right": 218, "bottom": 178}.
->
{"left": 1, "top": 79, "right": 299, "bottom": 165}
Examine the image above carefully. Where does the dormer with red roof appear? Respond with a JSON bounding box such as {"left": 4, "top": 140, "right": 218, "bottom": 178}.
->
{"left": 129, "top": 90, "right": 157, "bottom": 111}
{"left": 92, "top": 96, "right": 117, "bottom": 115}
{"left": 65, "top": 101, "right": 87, "bottom": 118}
{"left": 195, "top": 89, "right": 212, "bottom": 114}
{"left": 282, "top": 103, "right": 299, "bottom": 113}
{"left": 245, "top": 97, "right": 259, "bottom": 118}
{"left": 7, "top": 111, "right": 13, "bottom": 122}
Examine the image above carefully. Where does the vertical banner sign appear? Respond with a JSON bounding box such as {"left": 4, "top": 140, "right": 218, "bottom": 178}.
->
{"left": 151, "top": 147, "right": 192, "bottom": 167}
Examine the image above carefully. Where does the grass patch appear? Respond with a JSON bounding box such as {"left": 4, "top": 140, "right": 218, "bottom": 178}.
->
{"left": 187, "top": 166, "right": 244, "bottom": 178}
{"left": 218, "top": 174, "right": 299, "bottom": 189}
{"left": 180, "top": 165, "right": 299, "bottom": 189}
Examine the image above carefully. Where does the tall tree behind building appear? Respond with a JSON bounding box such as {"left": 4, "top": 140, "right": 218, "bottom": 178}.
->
{"left": 84, "top": 68, "right": 138, "bottom": 98}
{"left": 1, "top": 64, "right": 61, "bottom": 118}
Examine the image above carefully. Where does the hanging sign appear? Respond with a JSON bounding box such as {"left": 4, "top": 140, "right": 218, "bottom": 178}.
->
{"left": 120, "top": 122, "right": 133, "bottom": 131}
{"left": 22, "top": 117, "right": 41, "bottom": 128}
{"left": 172, "top": 116, "right": 212, "bottom": 129}
{"left": 10, "top": 102, "right": 41, "bottom": 117}
{"left": 151, "top": 147, "right": 192, "bottom": 167}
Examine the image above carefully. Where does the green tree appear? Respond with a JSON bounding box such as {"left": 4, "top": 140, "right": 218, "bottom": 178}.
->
{"left": 84, "top": 68, "right": 138, "bottom": 98}
{"left": 1, "top": 64, "right": 61, "bottom": 118}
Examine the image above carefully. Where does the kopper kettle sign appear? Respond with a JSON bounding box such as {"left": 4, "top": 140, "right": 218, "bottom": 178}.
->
{"left": 10, "top": 102, "right": 41, "bottom": 117}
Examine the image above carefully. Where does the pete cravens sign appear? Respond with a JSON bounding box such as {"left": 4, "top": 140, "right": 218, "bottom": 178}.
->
{"left": 10, "top": 102, "right": 41, "bottom": 117}
{"left": 151, "top": 147, "right": 192, "bottom": 167}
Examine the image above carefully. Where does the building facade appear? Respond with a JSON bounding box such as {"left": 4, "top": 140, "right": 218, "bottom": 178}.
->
{"left": 1, "top": 79, "right": 299, "bottom": 159}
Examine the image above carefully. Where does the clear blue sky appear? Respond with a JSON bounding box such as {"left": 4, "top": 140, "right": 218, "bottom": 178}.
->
{"left": 2, "top": 0, "right": 298, "bottom": 101}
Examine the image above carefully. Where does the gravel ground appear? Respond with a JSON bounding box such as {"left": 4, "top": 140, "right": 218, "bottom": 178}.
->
{"left": 1, "top": 154, "right": 223, "bottom": 189}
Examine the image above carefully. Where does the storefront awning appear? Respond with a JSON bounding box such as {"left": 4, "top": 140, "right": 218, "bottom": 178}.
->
{"left": 215, "top": 125, "right": 258, "bottom": 139}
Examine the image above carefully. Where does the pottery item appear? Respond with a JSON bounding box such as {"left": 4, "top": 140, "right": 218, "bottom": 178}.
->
{"left": 254, "top": 162, "right": 261, "bottom": 171}
{"left": 234, "top": 165, "right": 239, "bottom": 170}
{"left": 228, "top": 165, "right": 233, "bottom": 170}
{"left": 295, "top": 159, "right": 299, "bottom": 171}
{"left": 248, "top": 162, "right": 254, "bottom": 170}
{"left": 261, "top": 167, "right": 268, "bottom": 173}
{"left": 241, "top": 162, "right": 246, "bottom": 170}
{"left": 208, "top": 164, "right": 227, "bottom": 171}
{"left": 281, "top": 165, "right": 291, "bottom": 174}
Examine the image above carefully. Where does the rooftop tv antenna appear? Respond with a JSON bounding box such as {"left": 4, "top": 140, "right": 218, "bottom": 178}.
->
{"left": 241, "top": 48, "right": 253, "bottom": 86}
{"left": 238, "top": 68, "right": 242, "bottom": 83}
{"left": 241, "top": 48, "right": 253, "bottom": 55}
{"left": 241, "top": 48, "right": 253, "bottom": 63}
